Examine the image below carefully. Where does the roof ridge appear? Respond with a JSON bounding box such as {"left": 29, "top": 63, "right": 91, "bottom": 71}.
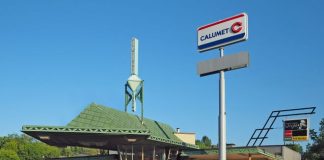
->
{"left": 89, "top": 104, "right": 175, "bottom": 128}
{"left": 97, "top": 105, "right": 146, "bottom": 126}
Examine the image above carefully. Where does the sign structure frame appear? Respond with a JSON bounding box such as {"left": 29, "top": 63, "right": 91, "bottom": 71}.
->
{"left": 197, "top": 13, "right": 248, "bottom": 52}
{"left": 283, "top": 118, "right": 309, "bottom": 142}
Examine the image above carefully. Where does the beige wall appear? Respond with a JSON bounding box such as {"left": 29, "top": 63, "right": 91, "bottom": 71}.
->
{"left": 174, "top": 133, "right": 196, "bottom": 145}
{"left": 260, "top": 145, "right": 301, "bottom": 160}
{"left": 282, "top": 146, "right": 301, "bottom": 160}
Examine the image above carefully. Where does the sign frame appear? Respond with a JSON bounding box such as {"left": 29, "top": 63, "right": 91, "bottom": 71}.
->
{"left": 197, "top": 13, "right": 248, "bottom": 52}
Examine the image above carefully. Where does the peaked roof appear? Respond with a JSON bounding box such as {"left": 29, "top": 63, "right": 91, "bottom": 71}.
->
{"left": 67, "top": 104, "right": 182, "bottom": 141}
{"left": 22, "top": 104, "right": 197, "bottom": 149}
{"left": 68, "top": 104, "right": 147, "bottom": 130}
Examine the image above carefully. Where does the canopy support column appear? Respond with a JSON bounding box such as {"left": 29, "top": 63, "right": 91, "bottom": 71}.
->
{"left": 153, "top": 146, "right": 156, "bottom": 160}
{"left": 141, "top": 146, "right": 144, "bottom": 160}
{"left": 117, "top": 145, "right": 123, "bottom": 160}
{"left": 124, "top": 148, "right": 128, "bottom": 160}
{"left": 162, "top": 148, "right": 166, "bottom": 160}
{"left": 131, "top": 145, "right": 134, "bottom": 160}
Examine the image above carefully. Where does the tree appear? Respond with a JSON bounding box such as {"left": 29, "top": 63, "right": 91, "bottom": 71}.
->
{"left": 0, "top": 134, "right": 99, "bottom": 159}
{"left": 286, "top": 144, "right": 303, "bottom": 153}
{"left": 60, "top": 147, "right": 73, "bottom": 157}
{"left": 2, "top": 140, "right": 19, "bottom": 153}
{"left": 196, "top": 136, "right": 212, "bottom": 149}
{"left": 0, "top": 134, "right": 60, "bottom": 160}
{"left": 303, "top": 118, "right": 324, "bottom": 160}
{"left": 202, "top": 136, "right": 212, "bottom": 148}
{"left": 0, "top": 149, "right": 20, "bottom": 160}
{"left": 17, "top": 141, "right": 60, "bottom": 160}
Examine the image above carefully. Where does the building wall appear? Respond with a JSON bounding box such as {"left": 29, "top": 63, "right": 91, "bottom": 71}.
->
{"left": 260, "top": 145, "right": 301, "bottom": 160}
{"left": 260, "top": 146, "right": 282, "bottom": 157}
{"left": 282, "top": 146, "right": 301, "bottom": 160}
{"left": 174, "top": 133, "right": 196, "bottom": 145}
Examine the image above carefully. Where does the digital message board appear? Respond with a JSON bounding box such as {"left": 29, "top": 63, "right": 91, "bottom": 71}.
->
{"left": 284, "top": 118, "right": 309, "bottom": 141}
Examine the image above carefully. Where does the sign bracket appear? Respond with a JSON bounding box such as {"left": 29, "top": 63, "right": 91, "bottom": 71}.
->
{"left": 246, "top": 107, "right": 316, "bottom": 147}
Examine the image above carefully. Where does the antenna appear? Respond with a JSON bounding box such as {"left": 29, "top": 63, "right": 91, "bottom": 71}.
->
{"left": 125, "top": 37, "right": 144, "bottom": 123}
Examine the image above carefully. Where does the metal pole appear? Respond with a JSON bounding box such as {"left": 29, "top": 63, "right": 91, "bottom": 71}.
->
{"left": 163, "top": 148, "right": 166, "bottom": 160}
{"left": 219, "top": 47, "right": 226, "bottom": 160}
{"left": 141, "top": 146, "right": 144, "bottom": 160}
{"left": 141, "top": 83, "right": 144, "bottom": 124}
{"left": 125, "top": 148, "right": 128, "bottom": 160}
{"left": 131, "top": 145, "right": 134, "bottom": 160}
{"left": 153, "top": 146, "right": 156, "bottom": 160}
{"left": 117, "top": 146, "right": 123, "bottom": 160}
{"left": 125, "top": 85, "right": 128, "bottom": 112}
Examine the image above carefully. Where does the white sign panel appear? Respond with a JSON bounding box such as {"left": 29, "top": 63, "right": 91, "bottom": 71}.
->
{"left": 197, "top": 13, "right": 248, "bottom": 52}
{"left": 197, "top": 52, "right": 249, "bottom": 76}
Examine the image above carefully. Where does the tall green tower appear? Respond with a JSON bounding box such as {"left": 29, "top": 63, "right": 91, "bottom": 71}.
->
{"left": 125, "top": 37, "right": 144, "bottom": 123}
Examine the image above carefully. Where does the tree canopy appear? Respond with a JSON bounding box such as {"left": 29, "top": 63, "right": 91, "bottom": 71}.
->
{"left": 303, "top": 118, "right": 324, "bottom": 160}
{"left": 196, "top": 135, "right": 212, "bottom": 149}
{"left": 0, "top": 149, "right": 20, "bottom": 160}
{"left": 0, "top": 134, "right": 100, "bottom": 160}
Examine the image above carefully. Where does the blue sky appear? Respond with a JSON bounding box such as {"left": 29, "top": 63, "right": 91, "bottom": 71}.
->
{"left": 0, "top": 0, "right": 323, "bottom": 148}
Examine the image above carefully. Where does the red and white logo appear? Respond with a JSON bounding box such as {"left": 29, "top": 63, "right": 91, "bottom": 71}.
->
{"left": 231, "top": 22, "right": 242, "bottom": 33}
{"left": 197, "top": 13, "right": 248, "bottom": 52}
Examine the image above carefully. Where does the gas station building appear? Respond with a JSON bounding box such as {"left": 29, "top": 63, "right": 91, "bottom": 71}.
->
{"left": 22, "top": 104, "right": 300, "bottom": 160}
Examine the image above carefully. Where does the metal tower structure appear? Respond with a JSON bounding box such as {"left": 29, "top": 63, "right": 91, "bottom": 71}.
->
{"left": 125, "top": 38, "right": 144, "bottom": 123}
{"left": 246, "top": 107, "right": 316, "bottom": 147}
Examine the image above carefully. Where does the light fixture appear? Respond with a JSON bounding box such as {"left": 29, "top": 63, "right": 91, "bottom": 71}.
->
{"left": 39, "top": 135, "right": 50, "bottom": 140}
{"left": 127, "top": 138, "right": 137, "bottom": 142}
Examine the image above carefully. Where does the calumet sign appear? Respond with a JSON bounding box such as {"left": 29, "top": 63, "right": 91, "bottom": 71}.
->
{"left": 197, "top": 13, "right": 248, "bottom": 52}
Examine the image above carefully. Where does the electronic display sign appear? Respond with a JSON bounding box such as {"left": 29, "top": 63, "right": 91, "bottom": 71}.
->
{"left": 284, "top": 118, "right": 309, "bottom": 141}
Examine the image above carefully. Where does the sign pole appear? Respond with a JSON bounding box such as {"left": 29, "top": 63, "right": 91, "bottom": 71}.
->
{"left": 197, "top": 12, "right": 249, "bottom": 160}
{"left": 219, "top": 47, "right": 226, "bottom": 160}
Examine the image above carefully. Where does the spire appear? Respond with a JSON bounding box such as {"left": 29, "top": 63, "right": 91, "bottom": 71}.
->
{"left": 125, "top": 37, "right": 144, "bottom": 124}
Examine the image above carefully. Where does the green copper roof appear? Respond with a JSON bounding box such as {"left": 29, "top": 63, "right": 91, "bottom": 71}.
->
{"left": 22, "top": 104, "right": 197, "bottom": 149}
{"left": 67, "top": 104, "right": 182, "bottom": 141}
{"left": 67, "top": 104, "right": 146, "bottom": 130}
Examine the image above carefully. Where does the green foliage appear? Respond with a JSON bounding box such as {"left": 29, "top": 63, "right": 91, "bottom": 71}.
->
{"left": 0, "top": 134, "right": 105, "bottom": 159}
{"left": 2, "top": 140, "right": 19, "bottom": 152}
{"left": 196, "top": 135, "right": 212, "bottom": 149}
{"left": 303, "top": 118, "right": 324, "bottom": 160}
{"left": 286, "top": 144, "right": 303, "bottom": 153}
{"left": 60, "top": 146, "right": 99, "bottom": 157}
{"left": 201, "top": 136, "right": 212, "bottom": 147}
{"left": 0, "top": 149, "right": 20, "bottom": 160}
{"left": 60, "top": 147, "right": 73, "bottom": 157}
{"left": 0, "top": 134, "right": 60, "bottom": 160}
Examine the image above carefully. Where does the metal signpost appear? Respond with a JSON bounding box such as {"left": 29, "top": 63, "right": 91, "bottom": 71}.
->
{"left": 197, "top": 13, "right": 248, "bottom": 160}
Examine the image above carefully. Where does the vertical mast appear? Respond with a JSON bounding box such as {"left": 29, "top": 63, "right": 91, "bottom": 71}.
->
{"left": 125, "top": 37, "right": 144, "bottom": 123}
{"left": 131, "top": 38, "right": 139, "bottom": 75}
